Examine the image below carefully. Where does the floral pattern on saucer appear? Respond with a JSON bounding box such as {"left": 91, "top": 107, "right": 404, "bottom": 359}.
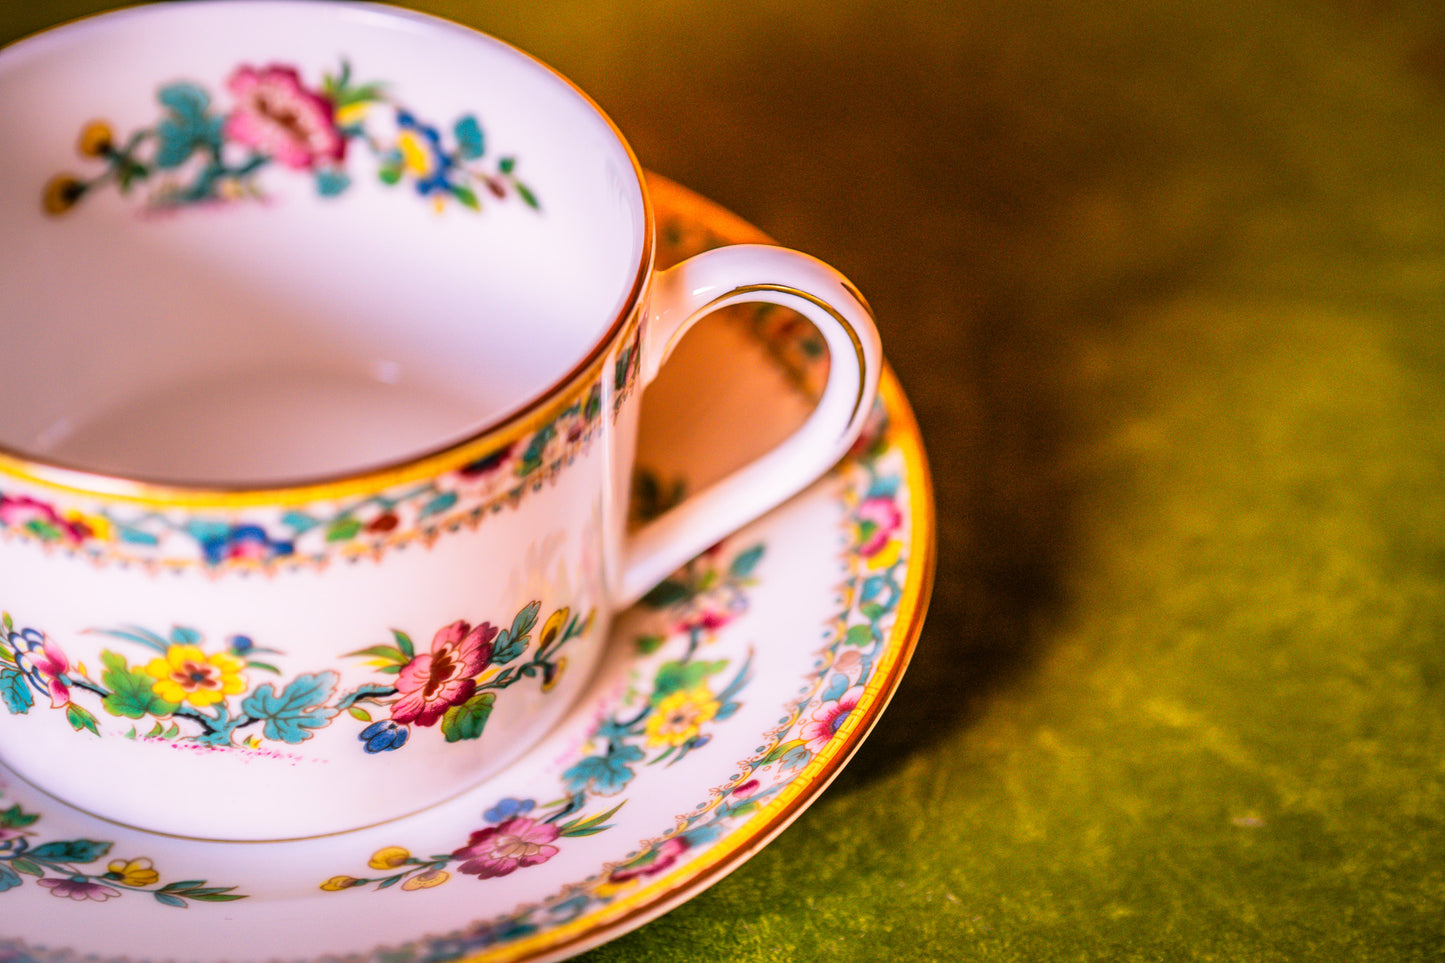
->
{"left": 0, "top": 602, "right": 588, "bottom": 755}
{"left": 43, "top": 60, "right": 539, "bottom": 216}
{"left": 0, "top": 790, "right": 245, "bottom": 907}
{"left": 319, "top": 538, "right": 762, "bottom": 895}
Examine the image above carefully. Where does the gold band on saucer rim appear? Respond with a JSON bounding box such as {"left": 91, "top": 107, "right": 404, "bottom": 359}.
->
{"left": 481, "top": 367, "right": 936, "bottom": 963}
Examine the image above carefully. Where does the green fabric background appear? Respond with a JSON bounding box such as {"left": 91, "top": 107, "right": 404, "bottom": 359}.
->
{"left": 6, "top": 0, "right": 1445, "bottom": 959}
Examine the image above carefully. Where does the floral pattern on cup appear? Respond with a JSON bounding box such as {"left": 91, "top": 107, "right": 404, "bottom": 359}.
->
{"left": 319, "top": 538, "right": 763, "bottom": 894}
{"left": 0, "top": 335, "right": 643, "bottom": 571}
{"left": 0, "top": 793, "right": 245, "bottom": 907}
{"left": 0, "top": 602, "right": 588, "bottom": 754}
{"left": 43, "top": 60, "right": 539, "bottom": 216}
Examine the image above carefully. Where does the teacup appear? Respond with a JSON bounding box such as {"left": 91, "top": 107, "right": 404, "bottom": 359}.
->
{"left": 0, "top": 1, "right": 880, "bottom": 840}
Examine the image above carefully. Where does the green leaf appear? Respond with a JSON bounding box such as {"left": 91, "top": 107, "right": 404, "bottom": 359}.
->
{"left": 509, "top": 602, "right": 541, "bottom": 646}
{"left": 326, "top": 517, "right": 363, "bottom": 542}
{"left": 101, "top": 651, "right": 179, "bottom": 720}
{"left": 11, "top": 857, "right": 43, "bottom": 877}
{"left": 344, "top": 644, "right": 410, "bottom": 665}
{"left": 635, "top": 634, "right": 665, "bottom": 656}
{"left": 514, "top": 181, "right": 540, "bottom": 210}
{"left": 450, "top": 184, "right": 480, "bottom": 211}
{"left": 641, "top": 579, "right": 690, "bottom": 609}
{"left": 392, "top": 629, "right": 416, "bottom": 660}
{"left": 348, "top": 705, "right": 372, "bottom": 722}
{"left": 440, "top": 691, "right": 495, "bottom": 743}
{"left": 0, "top": 803, "right": 40, "bottom": 829}
{"left": 558, "top": 801, "right": 625, "bottom": 837}
{"left": 651, "top": 659, "right": 727, "bottom": 703}
{"left": 498, "top": 156, "right": 516, "bottom": 174}
{"left": 66, "top": 703, "right": 100, "bottom": 735}
{"left": 843, "top": 624, "right": 877, "bottom": 647}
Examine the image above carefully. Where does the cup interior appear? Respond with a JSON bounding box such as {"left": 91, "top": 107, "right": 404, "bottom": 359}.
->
{"left": 0, "top": 2, "right": 646, "bottom": 486}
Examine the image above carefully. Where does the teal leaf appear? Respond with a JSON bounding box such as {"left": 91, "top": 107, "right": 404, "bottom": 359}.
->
{"left": 509, "top": 602, "right": 541, "bottom": 645}
{"left": 0, "top": 864, "right": 21, "bottom": 893}
{"left": 280, "top": 511, "right": 319, "bottom": 534}
{"left": 29, "top": 838, "right": 113, "bottom": 863}
{"left": 240, "top": 671, "right": 339, "bottom": 743}
{"left": 454, "top": 115, "right": 484, "bottom": 159}
{"left": 153, "top": 891, "right": 187, "bottom": 908}
{"left": 117, "top": 526, "right": 160, "bottom": 546}
{"left": 170, "top": 626, "right": 202, "bottom": 647}
{"left": 0, "top": 667, "right": 32, "bottom": 714}
{"left": 315, "top": 168, "right": 351, "bottom": 197}
{"left": 418, "top": 491, "right": 458, "bottom": 519}
{"left": 440, "top": 691, "right": 495, "bottom": 743}
{"left": 728, "top": 544, "right": 766, "bottom": 579}
{"left": 561, "top": 743, "right": 645, "bottom": 796}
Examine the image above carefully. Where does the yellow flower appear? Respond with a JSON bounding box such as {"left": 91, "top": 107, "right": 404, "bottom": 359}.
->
{"left": 539, "top": 607, "right": 570, "bottom": 649}
{"left": 401, "top": 868, "right": 450, "bottom": 891}
{"left": 77, "top": 120, "right": 115, "bottom": 157}
{"left": 145, "top": 645, "right": 247, "bottom": 708}
{"left": 106, "top": 857, "right": 159, "bottom": 887}
{"left": 397, "top": 129, "right": 434, "bottom": 177}
{"left": 320, "top": 875, "right": 363, "bottom": 892}
{"left": 42, "top": 175, "right": 86, "bottom": 215}
{"left": 368, "top": 846, "right": 411, "bottom": 871}
{"left": 64, "top": 510, "right": 111, "bottom": 542}
{"left": 645, "top": 685, "right": 720, "bottom": 749}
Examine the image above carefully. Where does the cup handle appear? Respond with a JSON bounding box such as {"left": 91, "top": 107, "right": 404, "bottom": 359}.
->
{"left": 618, "top": 242, "right": 882, "bottom": 605}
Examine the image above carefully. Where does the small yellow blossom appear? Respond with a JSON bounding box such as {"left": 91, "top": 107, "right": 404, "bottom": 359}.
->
{"left": 401, "top": 868, "right": 450, "bottom": 891}
{"left": 645, "top": 685, "right": 719, "bottom": 749}
{"left": 320, "top": 875, "right": 364, "bottom": 892}
{"left": 107, "top": 857, "right": 159, "bottom": 887}
{"left": 368, "top": 846, "right": 411, "bottom": 871}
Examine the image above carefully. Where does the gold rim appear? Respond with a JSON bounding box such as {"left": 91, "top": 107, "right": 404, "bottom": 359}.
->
{"left": 475, "top": 176, "right": 938, "bottom": 963}
{"left": 0, "top": 2, "right": 656, "bottom": 509}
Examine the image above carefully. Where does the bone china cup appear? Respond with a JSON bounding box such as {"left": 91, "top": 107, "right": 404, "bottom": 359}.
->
{"left": 0, "top": 1, "right": 880, "bottom": 840}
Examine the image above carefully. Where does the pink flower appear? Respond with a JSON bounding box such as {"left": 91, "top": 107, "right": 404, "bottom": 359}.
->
{"left": 675, "top": 594, "right": 738, "bottom": 636}
{"left": 391, "top": 621, "right": 496, "bottom": 727}
{"left": 0, "top": 494, "right": 88, "bottom": 544}
{"left": 225, "top": 65, "right": 345, "bottom": 170}
{"left": 38, "top": 878, "right": 122, "bottom": 902}
{"left": 800, "top": 689, "right": 862, "bottom": 751}
{"left": 855, "top": 496, "right": 902, "bottom": 557}
{"left": 608, "top": 835, "right": 689, "bottom": 884}
{"left": 452, "top": 817, "right": 560, "bottom": 879}
{"left": 29, "top": 634, "right": 71, "bottom": 708}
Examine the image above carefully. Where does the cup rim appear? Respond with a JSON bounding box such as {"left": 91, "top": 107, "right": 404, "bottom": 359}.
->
{"left": 0, "top": 0, "right": 655, "bottom": 507}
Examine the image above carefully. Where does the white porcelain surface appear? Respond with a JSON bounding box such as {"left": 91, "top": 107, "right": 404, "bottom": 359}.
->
{"left": 0, "top": 4, "right": 881, "bottom": 841}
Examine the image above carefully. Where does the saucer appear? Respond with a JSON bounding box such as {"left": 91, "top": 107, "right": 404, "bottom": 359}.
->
{"left": 0, "top": 175, "right": 935, "bottom": 963}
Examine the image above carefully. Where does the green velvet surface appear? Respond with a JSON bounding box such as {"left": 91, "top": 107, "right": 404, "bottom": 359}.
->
{"left": 6, "top": 0, "right": 1445, "bottom": 958}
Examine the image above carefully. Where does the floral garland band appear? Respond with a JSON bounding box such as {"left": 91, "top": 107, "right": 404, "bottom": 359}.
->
{"left": 0, "top": 601, "right": 589, "bottom": 754}
{"left": 0, "top": 325, "right": 641, "bottom": 572}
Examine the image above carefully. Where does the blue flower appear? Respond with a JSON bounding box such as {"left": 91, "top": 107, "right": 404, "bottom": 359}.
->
{"left": 196, "top": 523, "right": 295, "bottom": 566}
{"left": 483, "top": 797, "right": 535, "bottom": 823}
{"left": 359, "top": 719, "right": 409, "bottom": 752}
{"left": 393, "top": 110, "right": 456, "bottom": 196}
